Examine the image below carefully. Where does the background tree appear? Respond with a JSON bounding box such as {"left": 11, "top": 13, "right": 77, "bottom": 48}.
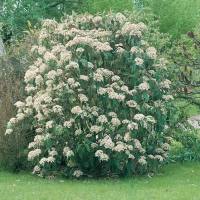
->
{"left": 170, "top": 26, "right": 200, "bottom": 107}
{"left": 82, "top": 0, "right": 134, "bottom": 14}
{"left": 0, "top": 0, "right": 83, "bottom": 43}
{"left": 133, "top": 0, "right": 200, "bottom": 40}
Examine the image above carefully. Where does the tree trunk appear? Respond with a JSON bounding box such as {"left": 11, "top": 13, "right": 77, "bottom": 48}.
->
{"left": 0, "top": 37, "right": 5, "bottom": 55}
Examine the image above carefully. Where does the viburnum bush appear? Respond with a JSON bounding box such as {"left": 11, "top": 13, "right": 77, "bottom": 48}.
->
{"left": 5, "top": 12, "right": 175, "bottom": 178}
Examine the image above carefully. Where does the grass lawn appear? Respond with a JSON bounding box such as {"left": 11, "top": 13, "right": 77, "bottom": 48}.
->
{"left": 177, "top": 100, "right": 199, "bottom": 118}
{"left": 0, "top": 162, "right": 200, "bottom": 200}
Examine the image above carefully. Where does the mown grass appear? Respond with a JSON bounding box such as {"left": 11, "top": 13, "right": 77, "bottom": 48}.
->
{"left": 0, "top": 162, "right": 200, "bottom": 200}
{"left": 177, "top": 100, "right": 199, "bottom": 118}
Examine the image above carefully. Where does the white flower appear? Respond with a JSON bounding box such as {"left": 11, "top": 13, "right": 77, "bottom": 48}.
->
{"left": 135, "top": 58, "right": 144, "bottom": 66}
{"left": 108, "top": 92, "right": 125, "bottom": 102}
{"left": 97, "top": 87, "right": 107, "bottom": 95}
{"left": 146, "top": 116, "right": 156, "bottom": 123}
{"left": 7, "top": 117, "right": 18, "bottom": 126}
{"left": 5, "top": 129, "right": 13, "bottom": 135}
{"left": 111, "top": 118, "right": 121, "bottom": 127}
{"left": 108, "top": 112, "right": 117, "bottom": 118}
{"left": 25, "top": 96, "right": 33, "bottom": 106}
{"left": 130, "top": 46, "right": 144, "bottom": 54}
{"left": 49, "top": 150, "right": 58, "bottom": 157}
{"left": 159, "top": 79, "right": 171, "bottom": 89}
{"left": 24, "top": 70, "right": 38, "bottom": 83}
{"left": 47, "top": 70, "right": 57, "bottom": 80}
{"left": 32, "top": 165, "right": 40, "bottom": 174}
{"left": 38, "top": 46, "right": 46, "bottom": 55}
{"left": 126, "top": 100, "right": 137, "bottom": 108}
{"left": 73, "top": 170, "right": 83, "bottom": 177}
{"left": 88, "top": 62, "right": 94, "bottom": 69}
{"left": 155, "top": 148, "right": 165, "bottom": 154}
{"left": 111, "top": 75, "right": 120, "bottom": 82}
{"left": 93, "top": 73, "right": 103, "bottom": 82}
{"left": 34, "top": 135, "right": 45, "bottom": 145}
{"left": 39, "top": 157, "right": 48, "bottom": 166}
{"left": 138, "top": 156, "right": 147, "bottom": 165}
{"left": 71, "top": 106, "right": 83, "bottom": 115}
{"left": 134, "top": 114, "right": 145, "bottom": 121}
{"left": 67, "top": 61, "right": 79, "bottom": 69}
{"left": 146, "top": 47, "right": 157, "bottom": 59}
{"left": 138, "top": 82, "right": 149, "bottom": 91}
{"left": 91, "top": 143, "right": 98, "bottom": 148}
{"left": 39, "top": 63, "right": 47, "bottom": 73}
{"left": 127, "top": 122, "right": 138, "bottom": 130}
{"left": 47, "top": 156, "right": 55, "bottom": 163}
{"left": 162, "top": 143, "right": 170, "bottom": 150}
{"left": 79, "top": 75, "right": 89, "bottom": 81}
{"left": 155, "top": 155, "right": 164, "bottom": 162}
{"left": 148, "top": 155, "right": 154, "bottom": 159}
{"left": 63, "top": 120, "right": 74, "bottom": 128}
{"left": 44, "top": 52, "right": 56, "bottom": 62}
{"left": 162, "top": 95, "right": 174, "bottom": 101}
{"left": 46, "top": 120, "right": 54, "bottom": 129}
{"left": 134, "top": 139, "right": 142, "bottom": 148}
{"left": 28, "top": 149, "right": 42, "bottom": 161}
{"left": 90, "top": 125, "right": 103, "bottom": 133}
{"left": 78, "top": 94, "right": 88, "bottom": 102}
{"left": 95, "top": 150, "right": 109, "bottom": 161}
{"left": 16, "top": 113, "right": 25, "bottom": 121}
{"left": 53, "top": 105, "right": 63, "bottom": 114}
{"left": 122, "top": 119, "right": 130, "bottom": 124}
{"left": 63, "top": 147, "right": 74, "bottom": 158}
{"left": 76, "top": 48, "right": 84, "bottom": 53}
{"left": 113, "top": 142, "right": 127, "bottom": 152}
{"left": 28, "top": 142, "right": 36, "bottom": 149}
{"left": 116, "top": 13, "right": 126, "bottom": 22}
{"left": 99, "top": 136, "right": 114, "bottom": 149}
{"left": 14, "top": 101, "right": 25, "bottom": 108}
{"left": 97, "top": 115, "right": 108, "bottom": 123}
{"left": 75, "top": 129, "right": 82, "bottom": 135}
{"left": 124, "top": 132, "right": 130, "bottom": 142}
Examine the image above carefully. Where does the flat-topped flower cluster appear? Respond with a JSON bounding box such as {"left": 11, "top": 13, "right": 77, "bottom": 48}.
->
{"left": 5, "top": 12, "right": 174, "bottom": 178}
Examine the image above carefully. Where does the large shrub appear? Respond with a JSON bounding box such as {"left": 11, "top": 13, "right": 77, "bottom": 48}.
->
{"left": 5, "top": 12, "right": 175, "bottom": 178}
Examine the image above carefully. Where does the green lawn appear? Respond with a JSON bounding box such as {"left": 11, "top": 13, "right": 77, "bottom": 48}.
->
{"left": 0, "top": 162, "right": 200, "bottom": 200}
{"left": 177, "top": 100, "right": 199, "bottom": 118}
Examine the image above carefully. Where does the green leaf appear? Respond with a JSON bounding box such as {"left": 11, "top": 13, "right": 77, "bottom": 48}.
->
{"left": 80, "top": 59, "right": 88, "bottom": 67}
{"left": 143, "top": 91, "right": 149, "bottom": 102}
{"left": 85, "top": 144, "right": 90, "bottom": 152}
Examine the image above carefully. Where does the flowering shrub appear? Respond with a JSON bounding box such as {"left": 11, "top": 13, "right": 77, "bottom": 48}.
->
{"left": 5, "top": 12, "right": 175, "bottom": 178}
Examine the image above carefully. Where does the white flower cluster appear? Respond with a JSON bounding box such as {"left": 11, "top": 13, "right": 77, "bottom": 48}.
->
{"left": 146, "top": 47, "right": 157, "bottom": 59}
{"left": 39, "top": 157, "right": 55, "bottom": 166}
{"left": 63, "top": 147, "right": 74, "bottom": 158}
{"left": 73, "top": 170, "right": 83, "bottom": 177}
{"left": 160, "top": 79, "right": 171, "bottom": 89}
{"left": 126, "top": 100, "right": 137, "bottom": 108}
{"left": 111, "top": 118, "right": 121, "bottom": 127}
{"left": 97, "top": 115, "right": 108, "bottom": 123}
{"left": 99, "top": 136, "right": 114, "bottom": 149}
{"left": 130, "top": 46, "right": 144, "bottom": 54}
{"left": 78, "top": 94, "right": 88, "bottom": 103}
{"left": 71, "top": 106, "right": 83, "bottom": 115}
{"left": 135, "top": 58, "right": 144, "bottom": 66}
{"left": 28, "top": 149, "right": 42, "bottom": 161}
{"left": 90, "top": 125, "right": 103, "bottom": 133}
{"left": 138, "top": 82, "right": 150, "bottom": 91}
{"left": 95, "top": 150, "right": 109, "bottom": 161}
{"left": 162, "top": 95, "right": 174, "bottom": 101}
